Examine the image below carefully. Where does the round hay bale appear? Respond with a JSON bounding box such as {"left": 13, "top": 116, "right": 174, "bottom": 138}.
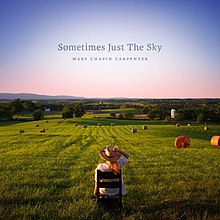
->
{"left": 97, "top": 123, "right": 101, "bottom": 126}
{"left": 176, "top": 123, "right": 180, "bottom": 127}
{"left": 175, "top": 135, "right": 190, "bottom": 148}
{"left": 143, "top": 125, "right": 148, "bottom": 130}
{"left": 36, "top": 124, "right": 39, "bottom": 127}
{"left": 19, "top": 129, "right": 25, "bottom": 134}
{"left": 204, "top": 125, "right": 209, "bottom": 131}
{"left": 187, "top": 124, "right": 191, "bottom": 127}
{"left": 210, "top": 136, "right": 220, "bottom": 146}
{"left": 132, "top": 128, "right": 137, "bottom": 133}
{"left": 83, "top": 124, "right": 87, "bottom": 128}
{"left": 74, "top": 123, "right": 78, "bottom": 126}
{"left": 40, "top": 128, "right": 45, "bottom": 133}
{"left": 111, "top": 123, "right": 115, "bottom": 126}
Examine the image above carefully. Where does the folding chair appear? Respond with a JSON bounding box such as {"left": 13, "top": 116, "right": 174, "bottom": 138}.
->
{"left": 96, "top": 170, "right": 122, "bottom": 209}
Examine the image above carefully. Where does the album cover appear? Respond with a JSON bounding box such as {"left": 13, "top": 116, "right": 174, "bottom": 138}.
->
{"left": 1, "top": 0, "right": 219, "bottom": 98}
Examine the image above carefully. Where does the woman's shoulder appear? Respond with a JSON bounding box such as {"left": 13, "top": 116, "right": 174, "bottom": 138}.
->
{"left": 96, "top": 163, "right": 111, "bottom": 171}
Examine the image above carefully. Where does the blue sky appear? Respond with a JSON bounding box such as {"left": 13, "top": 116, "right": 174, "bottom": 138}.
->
{"left": 0, "top": 0, "right": 219, "bottom": 98}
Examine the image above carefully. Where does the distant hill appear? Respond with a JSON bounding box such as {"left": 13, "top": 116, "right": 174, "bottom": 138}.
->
{"left": 0, "top": 93, "right": 85, "bottom": 100}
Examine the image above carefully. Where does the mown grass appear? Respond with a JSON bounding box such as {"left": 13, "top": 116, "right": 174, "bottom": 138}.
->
{"left": 0, "top": 118, "right": 220, "bottom": 219}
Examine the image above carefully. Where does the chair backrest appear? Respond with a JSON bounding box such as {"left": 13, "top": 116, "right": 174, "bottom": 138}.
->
{"left": 96, "top": 169, "right": 122, "bottom": 209}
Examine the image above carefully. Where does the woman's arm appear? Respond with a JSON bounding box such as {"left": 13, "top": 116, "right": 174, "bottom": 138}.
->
{"left": 93, "top": 182, "right": 98, "bottom": 197}
{"left": 114, "top": 148, "right": 129, "bottom": 159}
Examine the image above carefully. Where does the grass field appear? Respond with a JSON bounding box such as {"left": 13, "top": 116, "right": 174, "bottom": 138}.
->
{"left": 0, "top": 118, "right": 220, "bottom": 219}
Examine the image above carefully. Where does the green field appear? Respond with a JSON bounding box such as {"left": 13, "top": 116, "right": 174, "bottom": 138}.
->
{"left": 0, "top": 118, "right": 220, "bottom": 219}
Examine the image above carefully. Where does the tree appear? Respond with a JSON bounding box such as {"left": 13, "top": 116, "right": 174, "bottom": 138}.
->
{"left": 215, "top": 106, "right": 220, "bottom": 122}
{"left": 74, "top": 103, "right": 85, "bottom": 118}
{"left": 147, "top": 107, "right": 162, "bottom": 120}
{"left": 142, "top": 107, "right": 148, "bottom": 114}
{"left": 0, "top": 107, "right": 13, "bottom": 120}
{"left": 9, "top": 99, "right": 23, "bottom": 114}
{"left": 148, "top": 110, "right": 157, "bottom": 120}
{"left": 62, "top": 110, "right": 73, "bottom": 119}
{"left": 197, "top": 113, "right": 205, "bottom": 123}
{"left": 124, "top": 112, "right": 134, "bottom": 119}
{"left": 165, "top": 116, "right": 171, "bottom": 122}
{"left": 178, "top": 108, "right": 196, "bottom": 121}
{"left": 22, "top": 100, "right": 37, "bottom": 112}
{"left": 62, "top": 105, "right": 73, "bottom": 119}
{"left": 174, "top": 113, "right": 184, "bottom": 122}
{"left": 33, "top": 109, "right": 43, "bottom": 121}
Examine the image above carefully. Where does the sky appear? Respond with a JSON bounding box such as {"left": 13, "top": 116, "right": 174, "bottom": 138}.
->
{"left": 0, "top": 0, "right": 219, "bottom": 98}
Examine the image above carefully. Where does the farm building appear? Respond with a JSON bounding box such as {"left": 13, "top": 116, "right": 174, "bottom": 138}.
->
{"left": 171, "top": 109, "right": 176, "bottom": 119}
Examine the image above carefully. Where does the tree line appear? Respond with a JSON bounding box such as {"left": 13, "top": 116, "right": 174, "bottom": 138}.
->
{"left": 0, "top": 98, "right": 220, "bottom": 123}
{"left": 145, "top": 105, "right": 220, "bottom": 123}
{"left": 0, "top": 99, "right": 85, "bottom": 121}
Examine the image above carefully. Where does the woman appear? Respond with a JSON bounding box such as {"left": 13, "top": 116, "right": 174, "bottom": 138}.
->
{"left": 94, "top": 145, "right": 129, "bottom": 197}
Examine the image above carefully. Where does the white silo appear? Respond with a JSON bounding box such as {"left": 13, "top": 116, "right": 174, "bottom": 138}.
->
{"left": 171, "top": 109, "right": 176, "bottom": 119}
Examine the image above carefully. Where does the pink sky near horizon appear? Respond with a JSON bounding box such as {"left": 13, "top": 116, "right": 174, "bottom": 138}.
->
{"left": 0, "top": 0, "right": 219, "bottom": 98}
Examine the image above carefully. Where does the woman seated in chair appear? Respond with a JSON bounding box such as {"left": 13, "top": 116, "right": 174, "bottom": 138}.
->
{"left": 94, "top": 145, "right": 129, "bottom": 197}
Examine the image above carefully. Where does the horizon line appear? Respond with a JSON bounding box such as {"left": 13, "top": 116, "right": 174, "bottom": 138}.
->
{"left": 0, "top": 92, "right": 219, "bottom": 100}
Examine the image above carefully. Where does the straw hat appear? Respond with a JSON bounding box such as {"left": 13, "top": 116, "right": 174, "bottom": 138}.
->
{"left": 99, "top": 146, "right": 121, "bottom": 162}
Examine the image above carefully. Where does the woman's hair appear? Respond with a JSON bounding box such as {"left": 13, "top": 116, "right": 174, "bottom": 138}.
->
{"left": 106, "top": 161, "right": 120, "bottom": 174}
